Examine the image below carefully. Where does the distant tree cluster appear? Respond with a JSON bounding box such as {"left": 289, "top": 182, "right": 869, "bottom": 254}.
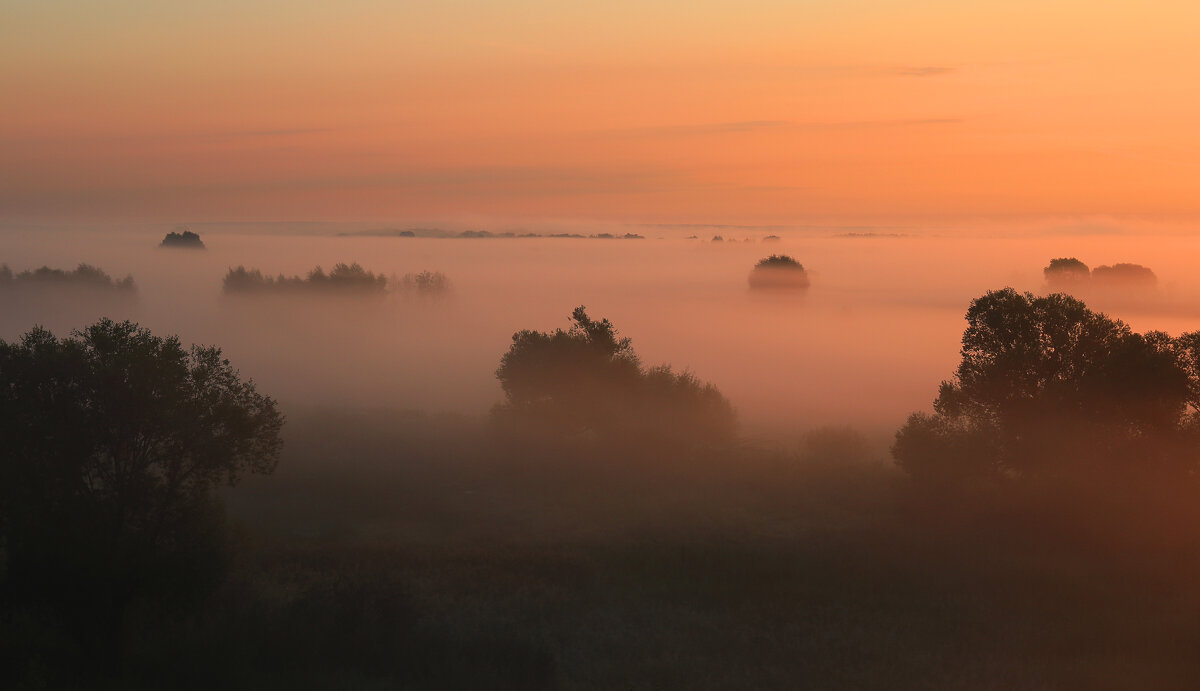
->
{"left": 493, "top": 307, "right": 736, "bottom": 446}
{"left": 748, "top": 255, "right": 810, "bottom": 291}
{"left": 1043, "top": 257, "right": 1157, "bottom": 291}
{"left": 398, "top": 270, "right": 451, "bottom": 296}
{"left": 160, "top": 229, "right": 205, "bottom": 249}
{"left": 894, "top": 288, "right": 1200, "bottom": 486}
{"left": 223, "top": 263, "right": 388, "bottom": 295}
{"left": 0, "top": 263, "right": 136, "bottom": 292}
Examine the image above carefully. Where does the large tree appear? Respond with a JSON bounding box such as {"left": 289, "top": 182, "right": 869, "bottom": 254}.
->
{"left": 0, "top": 319, "right": 283, "bottom": 674}
{"left": 494, "top": 307, "right": 736, "bottom": 446}
{"left": 893, "top": 289, "right": 1200, "bottom": 484}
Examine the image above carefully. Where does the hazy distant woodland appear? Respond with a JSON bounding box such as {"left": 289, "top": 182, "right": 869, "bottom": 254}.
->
{"left": 6, "top": 226, "right": 1200, "bottom": 689}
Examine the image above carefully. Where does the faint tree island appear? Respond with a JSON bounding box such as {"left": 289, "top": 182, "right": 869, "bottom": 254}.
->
{"left": 1092, "top": 262, "right": 1157, "bottom": 289}
{"left": 748, "top": 254, "right": 810, "bottom": 291}
{"left": 398, "top": 270, "right": 451, "bottom": 296}
{"left": 159, "top": 229, "right": 206, "bottom": 249}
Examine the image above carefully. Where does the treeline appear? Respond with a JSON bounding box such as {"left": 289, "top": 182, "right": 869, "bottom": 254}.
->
{"left": 222, "top": 264, "right": 451, "bottom": 296}
{"left": 223, "top": 263, "right": 388, "bottom": 295}
{"left": 340, "top": 228, "right": 646, "bottom": 239}
{"left": 0, "top": 263, "right": 136, "bottom": 292}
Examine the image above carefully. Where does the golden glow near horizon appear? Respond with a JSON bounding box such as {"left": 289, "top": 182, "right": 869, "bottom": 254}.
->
{"left": 4, "top": 0, "right": 1200, "bottom": 224}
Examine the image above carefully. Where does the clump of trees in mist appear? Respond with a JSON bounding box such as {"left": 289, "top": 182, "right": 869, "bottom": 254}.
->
{"left": 159, "top": 229, "right": 205, "bottom": 249}
{"left": 492, "top": 306, "right": 736, "bottom": 447}
{"left": 1042, "top": 257, "right": 1157, "bottom": 292}
{"left": 0, "top": 320, "right": 282, "bottom": 683}
{"left": 1042, "top": 257, "right": 1090, "bottom": 289}
{"left": 894, "top": 288, "right": 1200, "bottom": 486}
{"left": 1092, "top": 262, "right": 1157, "bottom": 288}
{"left": 748, "top": 254, "right": 810, "bottom": 291}
{"left": 223, "top": 263, "right": 388, "bottom": 295}
{"left": 0, "top": 263, "right": 136, "bottom": 292}
{"left": 397, "top": 270, "right": 451, "bottom": 296}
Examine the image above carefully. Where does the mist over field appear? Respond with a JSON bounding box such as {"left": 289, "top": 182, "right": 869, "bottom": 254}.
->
{"left": 3, "top": 224, "right": 1196, "bottom": 433}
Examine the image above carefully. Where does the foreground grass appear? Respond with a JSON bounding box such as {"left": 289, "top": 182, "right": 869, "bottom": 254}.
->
{"left": 16, "top": 408, "right": 1200, "bottom": 689}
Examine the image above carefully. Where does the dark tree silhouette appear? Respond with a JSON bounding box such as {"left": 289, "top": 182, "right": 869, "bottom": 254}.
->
{"left": 159, "top": 229, "right": 205, "bottom": 249}
{"left": 893, "top": 288, "right": 1200, "bottom": 484}
{"left": 493, "top": 307, "right": 736, "bottom": 446}
{"left": 0, "top": 320, "right": 283, "bottom": 676}
{"left": 748, "top": 254, "right": 810, "bottom": 291}
{"left": 0, "top": 263, "right": 135, "bottom": 292}
{"left": 222, "top": 262, "right": 387, "bottom": 295}
{"left": 1042, "top": 257, "right": 1089, "bottom": 289}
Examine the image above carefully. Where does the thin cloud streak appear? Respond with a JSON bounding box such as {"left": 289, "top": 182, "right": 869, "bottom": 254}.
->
{"left": 597, "top": 118, "right": 962, "bottom": 138}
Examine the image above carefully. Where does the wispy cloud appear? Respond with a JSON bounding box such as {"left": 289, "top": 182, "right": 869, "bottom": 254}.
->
{"left": 890, "top": 66, "right": 957, "bottom": 77}
{"left": 598, "top": 118, "right": 961, "bottom": 138}
{"left": 598, "top": 121, "right": 793, "bottom": 137}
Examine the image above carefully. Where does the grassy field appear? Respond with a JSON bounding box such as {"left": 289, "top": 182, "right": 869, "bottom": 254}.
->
{"left": 27, "top": 407, "right": 1200, "bottom": 689}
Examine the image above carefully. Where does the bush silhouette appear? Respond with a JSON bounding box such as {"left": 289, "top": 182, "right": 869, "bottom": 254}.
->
{"left": 159, "top": 230, "right": 205, "bottom": 249}
{"left": 223, "top": 262, "right": 387, "bottom": 295}
{"left": 0, "top": 320, "right": 283, "bottom": 677}
{"left": 748, "top": 255, "right": 810, "bottom": 291}
{"left": 893, "top": 288, "right": 1200, "bottom": 485}
{"left": 493, "top": 307, "right": 736, "bottom": 446}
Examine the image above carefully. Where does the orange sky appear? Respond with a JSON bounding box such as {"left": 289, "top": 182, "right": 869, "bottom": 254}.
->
{"left": 3, "top": 1, "right": 1200, "bottom": 225}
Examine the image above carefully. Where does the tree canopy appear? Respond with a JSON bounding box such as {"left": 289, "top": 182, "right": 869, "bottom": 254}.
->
{"left": 0, "top": 319, "right": 283, "bottom": 668}
{"left": 893, "top": 288, "right": 1200, "bottom": 485}
{"left": 493, "top": 307, "right": 736, "bottom": 446}
{"left": 1042, "top": 257, "right": 1089, "bottom": 288}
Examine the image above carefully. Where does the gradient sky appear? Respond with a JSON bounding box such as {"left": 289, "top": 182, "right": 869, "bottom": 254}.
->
{"left": 4, "top": 0, "right": 1200, "bottom": 225}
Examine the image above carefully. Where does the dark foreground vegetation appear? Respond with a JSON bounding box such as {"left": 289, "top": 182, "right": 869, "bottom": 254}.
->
{"left": 0, "top": 263, "right": 136, "bottom": 292}
{"left": 7, "top": 293, "right": 1200, "bottom": 689}
{"left": 223, "top": 263, "right": 388, "bottom": 295}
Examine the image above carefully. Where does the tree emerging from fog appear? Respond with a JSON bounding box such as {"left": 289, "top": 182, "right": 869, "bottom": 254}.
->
{"left": 0, "top": 320, "right": 283, "bottom": 668}
{"left": 1092, "top": 262, "right": 1157, "bottom": 289}
{"left": 398, "top": 270, "right": 451, "bottom": 296}
{"left": 0, "top": 263, "right": 136, "bottom": 292}
{"left": 223, "top": 262, "right": 387, "bottom": 295}
{"left": 1042, "top": 257, "right": 1089, "bottom": 290}
{"left": 893, "top": 288, "right": 1200, "bottom": 485}
{"left": 748, "top": 254, "right": 810, "bottom": 291}
{"left": 159, "top": 229, "right": 205, "bottom": 249}
{"left": 493, "top": 306, "right": 736, "bottom": 446}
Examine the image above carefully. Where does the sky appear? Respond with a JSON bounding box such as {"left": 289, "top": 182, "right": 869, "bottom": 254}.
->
{"left": 4, "top": 0, "right": 1200, "bottom": 226}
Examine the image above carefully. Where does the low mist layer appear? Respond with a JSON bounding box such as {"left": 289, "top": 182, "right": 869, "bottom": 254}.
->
{"left": 2, "top": 227, "right": 1198, "bottom": 436}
